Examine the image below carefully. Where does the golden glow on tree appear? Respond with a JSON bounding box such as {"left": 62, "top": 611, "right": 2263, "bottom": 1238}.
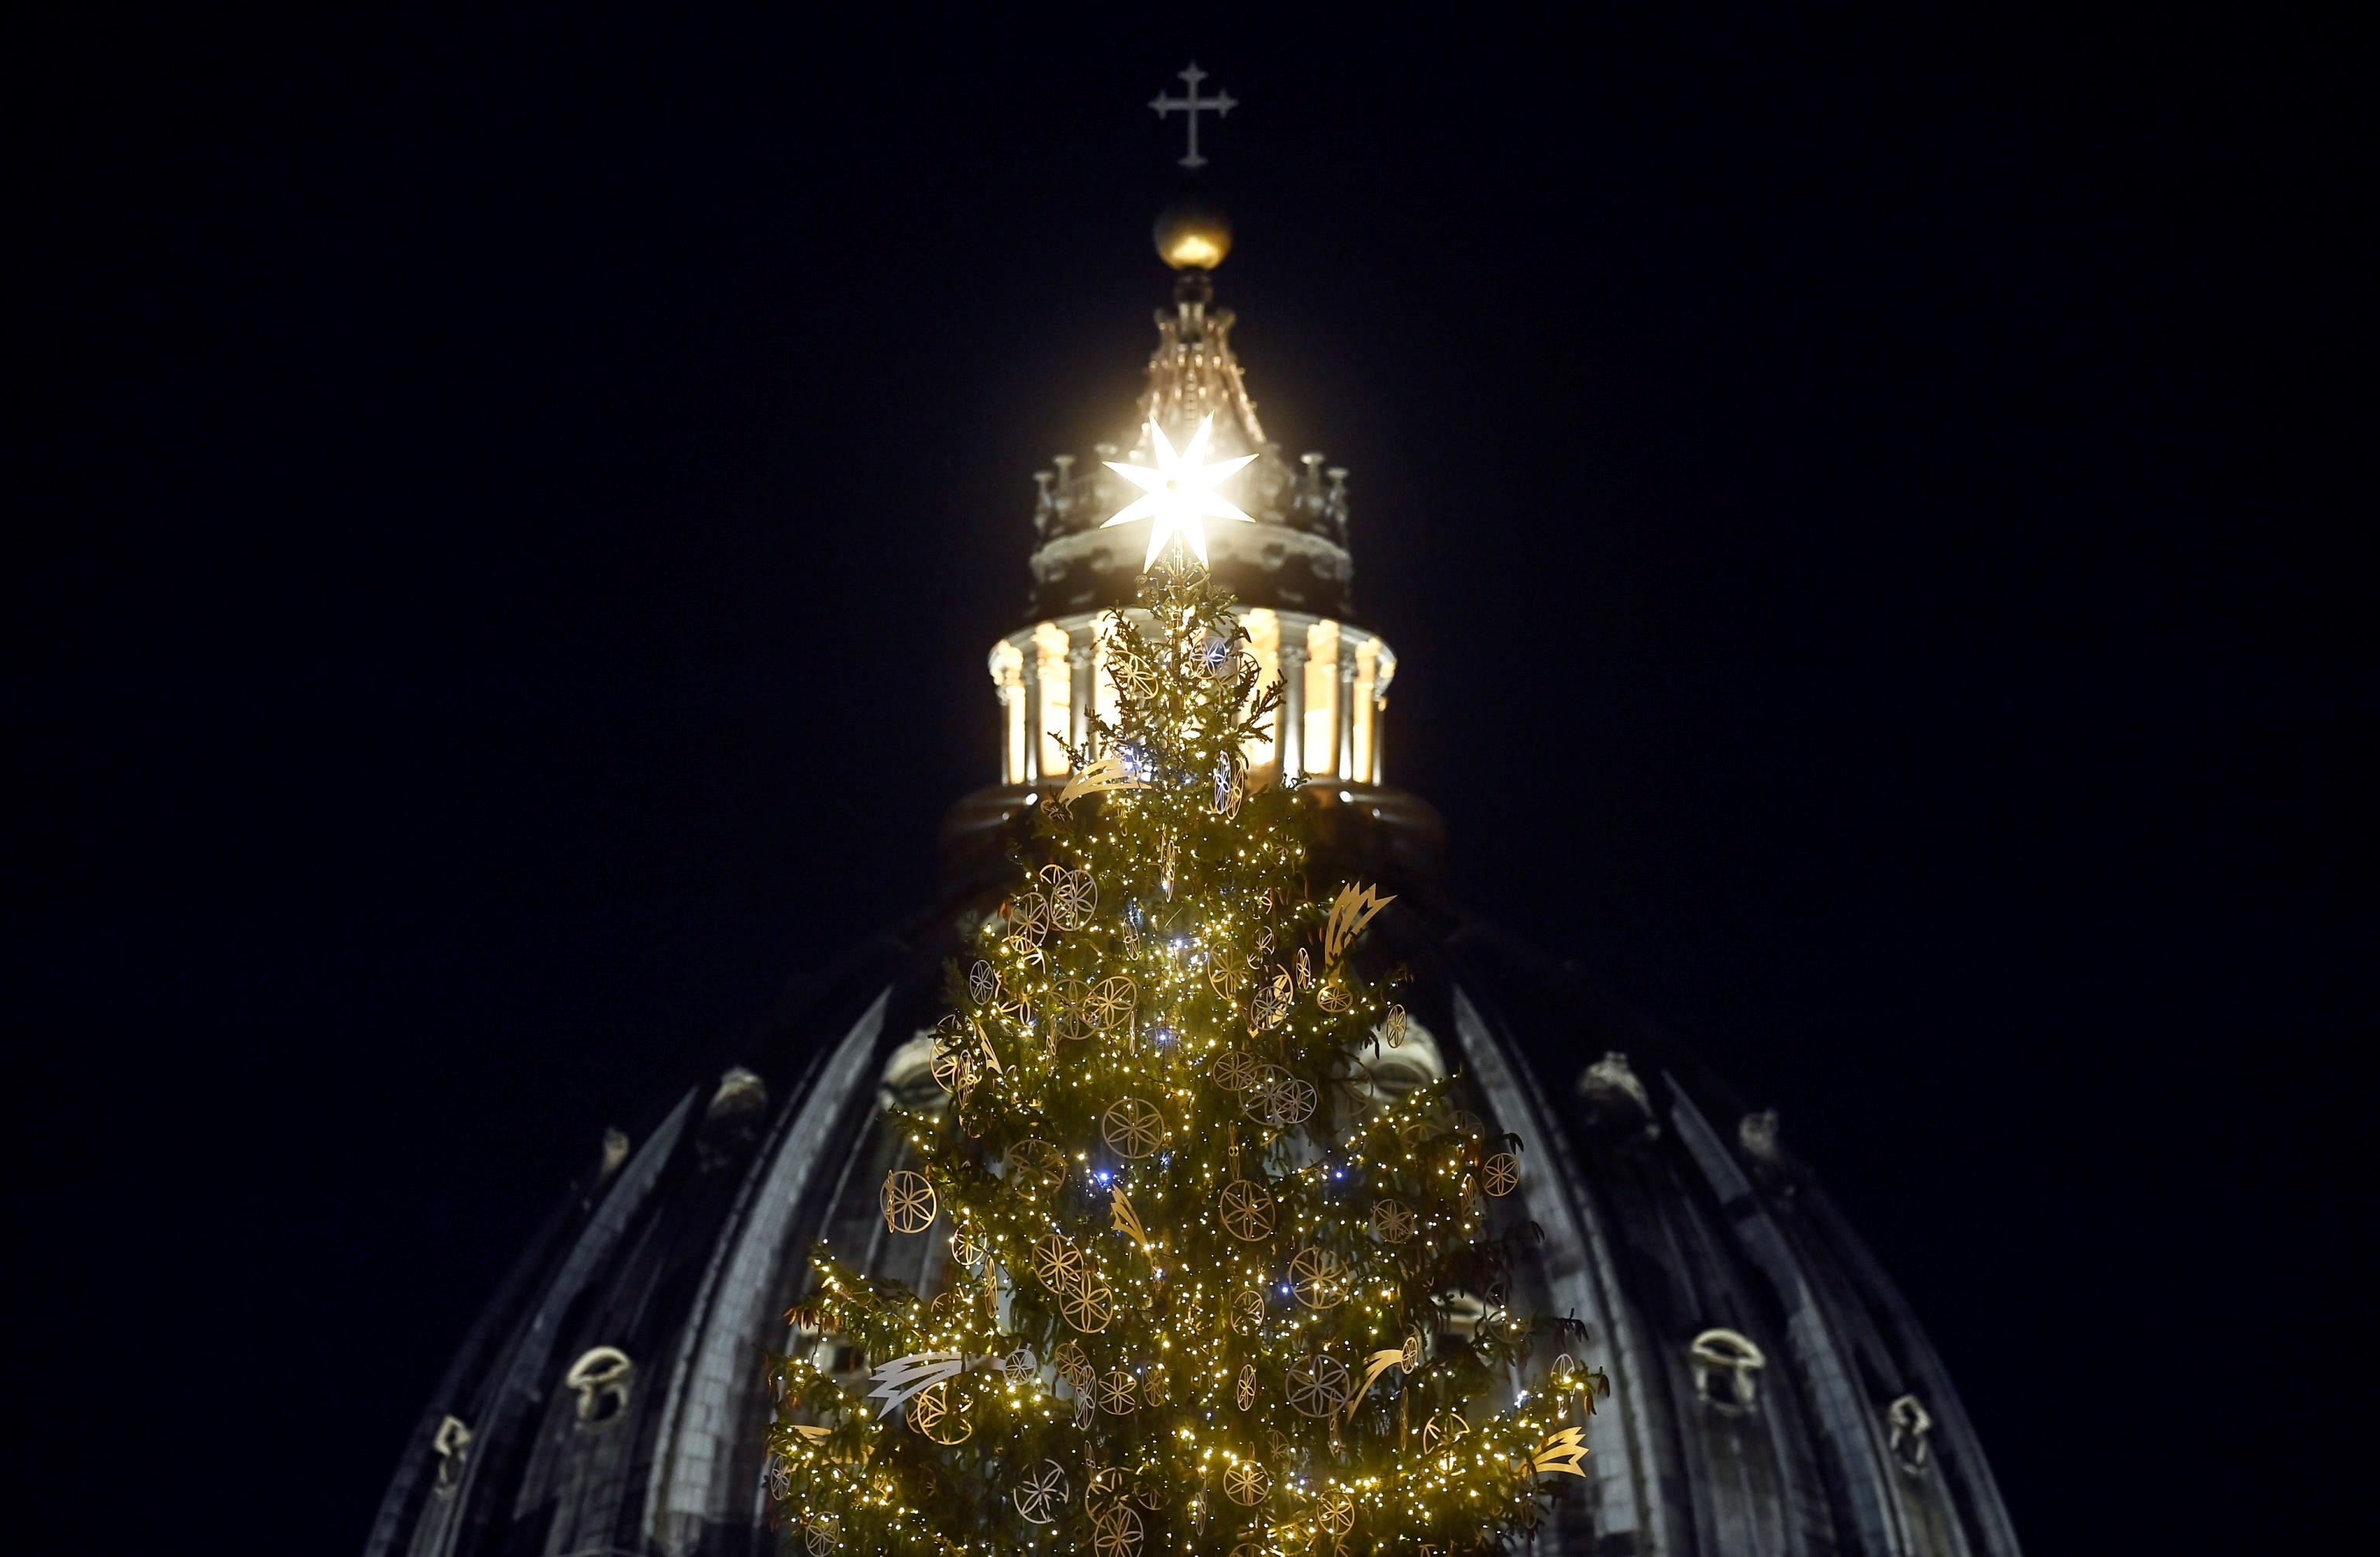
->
{"left": 1102, "top": 418, "right": 1257, "bottom": 569}
{"left": 766, "top": 560, "right": 1608, "bottom": 1556}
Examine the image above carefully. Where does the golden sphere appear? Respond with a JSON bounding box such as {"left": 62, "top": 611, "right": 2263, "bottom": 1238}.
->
{"left": 1153, "top": 198, "right": 1232, "bottom": 270}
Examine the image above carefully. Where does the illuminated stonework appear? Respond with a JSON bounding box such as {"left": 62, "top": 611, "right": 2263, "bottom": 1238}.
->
{"left": 1022, "top": 269, "right": 1356, "bottom": 624}
{"left": 987, "top": 608, "right": 1397, "bottom": 787}
{"left": 992, "top": 266, "right": 1394, "bottom": 789}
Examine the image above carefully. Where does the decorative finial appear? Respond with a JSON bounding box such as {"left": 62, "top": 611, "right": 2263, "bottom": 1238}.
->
{"left": 1102, "top": 415, "right": 1257, "bottom": 569}
{"left": 1154, "top": 197, "right": 1233, "bottom": 270}
{"left": 1150, "top": 62, "right": 1236, "bottom": 170}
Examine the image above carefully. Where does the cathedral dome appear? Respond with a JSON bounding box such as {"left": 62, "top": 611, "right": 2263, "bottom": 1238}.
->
{"left": 367, "top": 239, "right": 2019, "bottom": 1557}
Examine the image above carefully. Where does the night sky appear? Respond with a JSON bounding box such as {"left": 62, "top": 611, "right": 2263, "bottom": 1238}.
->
{"left": 9, "top": 7, "right": 2362, "bottom": 1552}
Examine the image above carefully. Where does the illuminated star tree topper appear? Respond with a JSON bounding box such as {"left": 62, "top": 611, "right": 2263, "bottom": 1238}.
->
{"left": 1102, "top": 415, "right": 1257, "bottom": 568}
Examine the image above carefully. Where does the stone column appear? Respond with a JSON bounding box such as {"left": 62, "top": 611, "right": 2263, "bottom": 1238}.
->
{"left": 1068, "top": 630, "right": 1095, "bottom": 761}
{"left": 992, "top": 680, "right": 1014, "bottom": 783}
{"left": 1279, "top": 638, "right": 1309, "bottom": 780}
{"left": 1336, "top": 648, "right": 1359, "bottom": 782}
{"left": 1022, "top": 638, "right": 1043, "bottom": 785}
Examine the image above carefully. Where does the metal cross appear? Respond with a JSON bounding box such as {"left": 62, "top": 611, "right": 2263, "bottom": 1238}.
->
{"left": 1150, "top": 62, "right": 1236, "bottom": 170}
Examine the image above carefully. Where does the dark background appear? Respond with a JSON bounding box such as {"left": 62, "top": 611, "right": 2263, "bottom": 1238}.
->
{"left": 7, "top": 5, "right": 2365, "bottom": 1552}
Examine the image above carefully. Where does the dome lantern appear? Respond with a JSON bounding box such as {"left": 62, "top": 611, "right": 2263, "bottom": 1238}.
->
{"left": 958, "top": 234, "right": 1419, "bottom": 892}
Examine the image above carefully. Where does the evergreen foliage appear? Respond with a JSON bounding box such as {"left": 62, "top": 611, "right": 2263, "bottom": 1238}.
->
{"left": 765, "top": 559, "right": 1607, "bottom": 1556}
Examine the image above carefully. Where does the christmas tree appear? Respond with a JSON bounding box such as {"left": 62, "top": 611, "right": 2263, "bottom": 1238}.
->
{"left": 766, "top": 524, "right": 1608, "bottom": 1556}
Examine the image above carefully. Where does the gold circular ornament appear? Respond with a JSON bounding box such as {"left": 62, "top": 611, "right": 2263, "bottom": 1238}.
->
{"left": 1317, "top": 1493, "right": 1355, "bottom": 1538}
{"left": 1288, "top": 1246, "right": 1346, "bottom": 1310}
{"left": 908, "top": 1381, "right": 972, "bottom": 1444}
{"left": 1230, "top": 1288, "right": 1267, "bottom": 1332}
{"left": 948, "top": 1228, "right": 986, "bottom": 1270}
{"left": 1250, "top": 971, "right": 1294, "bottom": 1030}
{"left": 1315, "top": 980, "right": 1351, "bottom": 1013}
{"left": 1085, "top": 976, "right": 1137, "bottom": 1033}
{"left": 930, "top": 1287, "right": 971, "bottom": 1326}
{"left": 1005, "top": 1139, "right": 1066, "bottom": 1198}
{"left": 1284, "top": 1353, "right": 1353, "bottom": 1418}
{"left": 1294, "top": 948, "right": 1314, "bottom": 988}
{"left": 1209, "top": 959, "right": 1248, "bottom": 1000}
{"left": 1219, "top": 1179, "right": 1276, "bottom": 1241}
{"left": 1246, "top": 1068, "right": 1318, "bottom": 1129}
{"left": 1031, "top": 1232, "right": 1084, "bottom": 1294}
{"left": 881, "top": 1170, "right": 937, "bottom": 1234}
{"left": 930, "top": 1040, "right": 973, "bottom": 1095}
{"left": 1042, "top": 864, "right": 1099, "bottom": 931}
{"left": 1422, "top": 1408, "right": 1469, "bottom": 1453}
{"left": 1450, "top": 1108, "right": 1486, "bottom": 1138}
{"left": 1552, "top": 1352, "right": 1577, "bottom": 1378}
{"left": 1212, "top": 1047, "right": 1262, "bottom": 1091}
{"left": 1401, "top": 1329, "right": 1426, "bottom": 1371}
{"left": 1370, "top": 1198, "right": 1415, "bottom": 1245}
{"left": 1109, "top": 654, "right": 1161, "bottom": 702}
{"left": 1223, "top": 1459, "right": 1270, "bottom": 1505}
{"left": 1012, "top": 1459, "right": 1071, "bottom": 1523}
{"left": 800, "top": 1517, "right": 839, "bottom": 1557}
{"left": 1006, "top": 892, "right": 1051, "bottom": 950}
{"left": 1236, "top": 1364, "right": 1257, "bottom": 1411}
{"left": 1461, "top": 1174, "right": 1484, "bottom": 1218}
{"left": 1384, "top": 1004, "right": 1409, "bottom": 1047}
{"left": 1050, "top": 978, "right": 1096, "bottom": 1044}
{"left": 967, "top": 960, "right": 1001, "bottom": 1005}
{"left": 1483, "top": 1150, "right": 1521, "bottom": 1197}
{"left": 1213, "top": 758, "right": 1246, "bottom": 817}
{"left": 1096, "top": 1369, "right": 1138, "bottom": 1415}
{"left": 1396, "top": 1117, "right": 1433, "bottom": 1148}
{"left": 1090, "top": 1501, "right": 1144, "bottom": 1557}
{"left": 1053, "top": 1341, "right": 1093, "bottom": 1392}
{"left": 1101, "top": 1096, "right": 1165, "bottom": 1159}
{"left": 1061, "top": 1279, "right": 1114, "bottom": 1333}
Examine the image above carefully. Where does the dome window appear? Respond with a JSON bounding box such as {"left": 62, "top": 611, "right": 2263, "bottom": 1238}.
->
{"left": 1887, "top": 1394, "right": 1935, "bottom": 1471}
{"left": 563, "top": 1347, "right": 635, "bottom": 1428}
{"left": 878, "top": 1033, "right": 947, "bottom": 1113}
{"left": 430, "top": 1414, "right": 471, "bottom": 1494}
{"left": 1360, "top": 1014, "right": 1448, "bottom": 1101}
{"left": 1689, "top": 1328, "right": 1768, "bottom": 1413}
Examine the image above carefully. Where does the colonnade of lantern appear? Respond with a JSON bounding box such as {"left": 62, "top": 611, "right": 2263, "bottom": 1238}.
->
{"left": 988, "top": 608, "right": 1395, "bottom": 787}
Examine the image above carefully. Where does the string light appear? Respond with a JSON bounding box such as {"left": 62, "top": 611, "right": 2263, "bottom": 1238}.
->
{"left": 765, "top": 555, "right": 1608, "bottom": 1555}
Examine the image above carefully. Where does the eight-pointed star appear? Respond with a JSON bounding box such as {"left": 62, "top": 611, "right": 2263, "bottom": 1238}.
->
{"left": 1102, "top": 416, "right": 1257, "bottom": 568}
